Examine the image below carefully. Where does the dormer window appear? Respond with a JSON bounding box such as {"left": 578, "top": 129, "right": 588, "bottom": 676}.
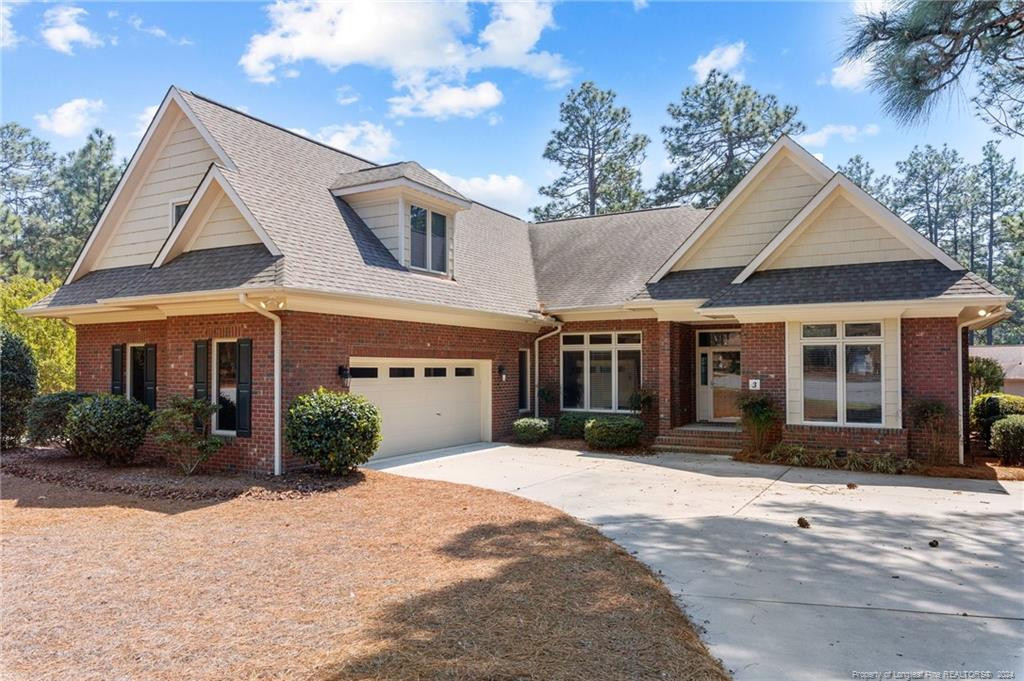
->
{"left": 410, "top": 204, "right": 448, "bottom": 274}
{"left": 171, "top": 200, "right": 189, "bottom": 228}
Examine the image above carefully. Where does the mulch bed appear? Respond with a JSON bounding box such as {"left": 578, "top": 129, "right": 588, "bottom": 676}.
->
{"left": 1, "top": 449, "right": 730, "bottom": 681}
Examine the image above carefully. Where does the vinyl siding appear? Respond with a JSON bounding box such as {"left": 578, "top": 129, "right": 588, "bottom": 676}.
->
{"left": 348, "top": 196, "right": 401, "bottom": 263}
{"left": 189, "top": 189, "right": 261, "bottom": 252}
{"left": 95, "top": 113, "right": 219, "bottom": 269}
{"left": 678, "top": 158, "right": 824, "bottom": 271}
{"left": 766, "top": 195, "right": 921, "bottom": 270}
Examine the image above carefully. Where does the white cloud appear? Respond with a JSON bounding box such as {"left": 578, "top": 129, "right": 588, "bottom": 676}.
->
{"left": 293, "top": 121, "right": 397, "bottom": 162}
{"left": 796, "top": 123, "right": 880, "bottom": 148}
{"left": 690, "top": 41, "right": 746, "bottom": 82}
{"left": 851, "top": 0, "right": 894, "bottom": 17}
{"left": 813, "top": 152, "right": 825, "bottom": 163}
{"left": 239, "top": 0, "right": 571, "bottom": 120}
{"left": 388, "top": 81, "right": 502, "bottom": 119}
{"left": 335, "top": 85, "right": 359, "bottom": 106}
{"left": 34, "top": 98, "right": 105, "bottom": 137}
{"left": 830, "top": 56, "right": 872, "bottom": 91}
{"left": 41, "top": 6, "right": 104, "bottom": 54}
{"left": 129, "top": 14, "right": 192, "bottom": 45}
{"left": 2, "top": 3, "right": 22, "bottom": 49}
{"left": 633, "top": 0, "right": 649, "bottom": 9}
{"left": 430, "top": 168, "right": 533, "bottom": 217}
{"left": 133, "top": 104, "right": 159, "bottom": 137}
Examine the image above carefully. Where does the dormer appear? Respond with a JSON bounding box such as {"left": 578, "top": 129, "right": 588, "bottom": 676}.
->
{"left": 330, "top": 162, "right": 471, "bottom": 278}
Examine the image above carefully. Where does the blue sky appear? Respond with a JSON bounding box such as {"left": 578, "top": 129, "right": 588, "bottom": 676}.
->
{"left": 3, "top": 1, "right": 1021, "bottom": 218}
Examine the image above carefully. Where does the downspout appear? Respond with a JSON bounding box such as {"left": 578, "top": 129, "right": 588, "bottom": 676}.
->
{"left": 240, "top": 293, "right": 283, "bottom": 476}
{"left": 534, "top": 319, "right": 563, "bottom": 418}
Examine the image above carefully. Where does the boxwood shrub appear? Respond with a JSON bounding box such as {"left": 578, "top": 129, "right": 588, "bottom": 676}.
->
{"left": 512, "top": 417, "right": 550, "bottom": 443}
{"left": 27, "top": 391, "right": 92, "bottom": 447}
{"left": 285, "top": 387, "right": 381, "bottom": 474}
{"left": 557, "top": 412, "right": 604, "bottom": 438}
{"left": 970, "top": 392, "right": 1024, "bottom": 445}
{"left": 65, "top": 394, "right": 152, "bottom": 464}
{"left": 991, "top": 415, "right": 1024, "bottom": 466}
{"left": 583, "top": 415, "right": 644, "bottom": 449}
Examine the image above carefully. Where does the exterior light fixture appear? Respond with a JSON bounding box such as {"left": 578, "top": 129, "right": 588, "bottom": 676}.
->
{"left": 338, "top": 365, "right": 351, "bottom": 388}
{"left": 978, "top": 309, "right": 989, "bottom": 317}
{"left": 498, "top": 365, "right": 508, "bottom": 382}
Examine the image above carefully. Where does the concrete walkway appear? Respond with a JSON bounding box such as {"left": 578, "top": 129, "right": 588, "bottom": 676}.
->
{"left": 369, "top": 444, "right": 1024, "bottom": 681}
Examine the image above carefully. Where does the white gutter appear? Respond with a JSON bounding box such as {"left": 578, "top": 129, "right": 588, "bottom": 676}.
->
{"left": 239, "top": 293, "right": 283, "bottom": 476}
{"left": 534, "top": 321, "right": 563, "bottom": 418}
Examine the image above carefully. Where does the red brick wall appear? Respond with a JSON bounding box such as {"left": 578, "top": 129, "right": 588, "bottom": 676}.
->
{"left": 782, "top": 424, "right": 908, "bottom": 455}
{"left": 901, "top": 317, "right": 961, "bottom": 462}
{"left": 739, "top": 322, "right": 786, "bottom": 408}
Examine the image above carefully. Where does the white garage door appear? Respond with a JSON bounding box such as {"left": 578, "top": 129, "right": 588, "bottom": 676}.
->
{"left": 350, "top": 358, "right": 490, "bottom": 460}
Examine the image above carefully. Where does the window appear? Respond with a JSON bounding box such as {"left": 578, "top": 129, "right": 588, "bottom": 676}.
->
{"left": 518, "top": 350, "right": 530, "bottom": 411}
{"left": 560, "top": 332, "right": 643, "bottom": 412}
{"left": 198, "top": 339, "right": 251, "bottom": 438}
{"left": 350, "top": 367, "right": 378, "bottom": 379}
{"left": 172, "top": 200, "right": 189, "bottom": 227}
{"left": 698, "top": 331, "right": 740, "bottom": 347}
{"left": 425, "top": 367, "right": 447, "bottom": 377}
{"left": 389, "top": 367, "right": 415, "bottom": 378}
{"left": 455, "top": 367, "right": 475, "bottom": 377}
{"left": 409, "top": 204, "right": 448, "bottom": 274}
{"left": 800, "top": 322, "right": 883, "bottom": 426}
{"left": 214, "top": 341, "right": 238, "bottom": 433}
{"left": 129, "top": 345, "right": 146, "bottom": 404}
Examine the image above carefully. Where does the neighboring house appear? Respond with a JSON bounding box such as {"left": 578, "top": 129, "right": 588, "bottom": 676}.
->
{"left": 970, "top": 345, "right": 1024, "bottom": 396}
{"left": 23, "top": 87, "right": 1013, "bottom": 473}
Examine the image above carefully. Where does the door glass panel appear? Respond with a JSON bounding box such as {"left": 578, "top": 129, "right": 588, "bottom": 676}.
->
{"left": 589, "top": 350, "right": 613, "bottom": 409}
{"left": 617, "top": 349, "right": 641, "bottom": 410}
{"left": 846, "top": 344, "right": 882, "bottom": 424}
{"left": 711, "top": 350, "right": 741, "bottom": 419}
{"left": 700, "top": 353, "right": 708, "bottom": 386}
{"left": 803, "top": 345, "right": 837, "bottom": 422}
{"left": 562, "top": 350, "right": 584, "bottom": 408}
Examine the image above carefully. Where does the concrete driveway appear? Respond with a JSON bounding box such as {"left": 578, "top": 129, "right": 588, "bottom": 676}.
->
{"left": 370, "top": 444, "right": 1024, "bottom": 681}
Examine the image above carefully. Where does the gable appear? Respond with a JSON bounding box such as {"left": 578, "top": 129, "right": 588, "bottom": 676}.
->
{"left": 765, "top": 194, "right": 922, "bottom": 270}
{"left": 673, "top": 155, "right": 827, "bottom": 272}
{"left": 187, "top": 187, "right": 262, "bottom": 252}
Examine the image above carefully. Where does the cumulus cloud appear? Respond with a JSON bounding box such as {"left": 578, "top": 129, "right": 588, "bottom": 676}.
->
{"left": 129, "top": 15, "right": 192, "bottom": 46}
{"left": 430, "top": 168, "right": 533, "bottom": 217}
{"left": 133, "top": 104, "right": 159, "bottom": 137}
{"left": 690, "top": 41, "right": 746, "bottom": 82}
{"left": 796, "top": 123, "right": 880, "bottom": 148}
{"left": 291, "top": 122, "right": 397, "bottom": 162}
{"left": 41, "top": 6, "right": 104, "bottom": 54}
{"left": 389, "top": 81, "right": 503, "bottom": 119}
{"left": 830, "top": 56, "right": 872, "bottom": 91}
{"left": 34, "top": 97, "right": 105, "bottom": 137}
{"left": 2, "top": 3, "right": 22, "bottom": 49}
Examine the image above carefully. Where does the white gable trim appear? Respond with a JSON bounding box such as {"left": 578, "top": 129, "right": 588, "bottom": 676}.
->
{"left": 648, "top": 136, "right": 832, "bottom": 283}
{"left": 65, "top": 87, "right": 235, "bottom": 283}
{"left": 331, "top": 178, "right": 472, "bottom": 211}
{"left": 733, "top": 174, "right": 964, "bottom": 284}
{"left": 152, "top": 166, "right": 280, "bottom": 267}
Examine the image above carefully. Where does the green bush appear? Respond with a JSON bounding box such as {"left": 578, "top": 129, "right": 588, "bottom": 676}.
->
{"left": 991, "top": 415, "right": 1024, "bottom": 466}
{"left": 512, "top": 417, "right": 551, "bottom": 444}
{"left": 766, "top": 443, "right": 802, "bottom": 464}
{"left": 65, "top": 394, "right": 152, "bottom": 464}
{"left": 813, "top": 450, "right": 838, "bottom": 469}
{"left": 583, "top": 415, "right": 644, "bottom": 449}
{"left": 1, "top": 328, "right": 38, "bottom": 449}
{"left": 844, "top": 452, "right": 871, "bottom": 472}
{"left": 971, "top": 392, "right": 1024, "bottom": 445}
{"left": 736, "top": 391, "right": 780, "bottom": 454}
{"left": 625, "top": 388, "right": 656, "bottom": 415}
{"left": 285, "top": 387, "right": 381, "bottom": 474}
{"left": 969, "top": 356, "right": 1004, "bottom": 397}
{"left": 558, "top": 412, "right": 602, "bottom": 438}
{"left": 149, "top": 396, "right": 224, "bottom": 475}
{"left": 870, "top": 455, "right": 900, "bottom": 475}
{"left": 27, "top": 391, "right": 92, "bottom": 446}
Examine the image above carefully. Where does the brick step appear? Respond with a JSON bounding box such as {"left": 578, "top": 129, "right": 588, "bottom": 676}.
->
{"left": 655, "top": 435, "right": 746, "bottom": 446}
{"left": 651, "top": 444, "right": 741, "bottom": 455}
{"left": 668, "top": 428, "right": 745, "bottom": 440}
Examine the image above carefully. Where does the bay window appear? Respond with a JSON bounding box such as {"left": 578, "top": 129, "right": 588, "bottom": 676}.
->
{"left": 409, "top": 204, "right": 448, "bottom": 274}
{"left": 800, "top": 322, "right": 883, "bottom": 426}
{"left": 561, "top": 332, "right": 642, "bottom": 412}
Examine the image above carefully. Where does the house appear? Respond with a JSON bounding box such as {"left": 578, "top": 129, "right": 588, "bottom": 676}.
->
{"left": 970, "top": 345, "right": 1024, "bottom": 396}
{"left": 23, "top": 86, "right": 1013, "bottom": 474}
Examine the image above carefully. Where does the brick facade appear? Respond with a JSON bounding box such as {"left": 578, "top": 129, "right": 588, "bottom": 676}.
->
{"left": 782, "top": 424, "right": 908, "bottom": 455}
{"left": 901, "top": 317, "right": 964, "bottom": 462}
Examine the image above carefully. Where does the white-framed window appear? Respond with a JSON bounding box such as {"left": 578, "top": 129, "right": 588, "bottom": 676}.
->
{"left": 409, "top": 203, "right": 448, "bottom": 274}
{"left": 561, "top": 332, "right": 642, "bottom": 412}
{"left": 800, "top": 322, "right": 883, "bottom": 426}
{"left": 518, "top": 349, "right": 530, "bottom": 412}
{"left": 212, "top": 339, "right": 239, "bottom": 435}
{"left": 170, "top": 199, "right": 190, "bottom": 229}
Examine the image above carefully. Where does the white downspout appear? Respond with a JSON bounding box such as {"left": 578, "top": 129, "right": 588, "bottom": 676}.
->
{"left": 240, "top": 293, "right": 282, "bottom": 476}
{"left": 534, "top": 321, "right": 563, "bottom": 418}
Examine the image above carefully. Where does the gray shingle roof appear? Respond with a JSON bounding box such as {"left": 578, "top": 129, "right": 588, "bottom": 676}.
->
{"left": 528, "top": 206, "right": 709, "bottom": 310}
{"left": 331, "top": 162, "right": 467, "bottom": 202}
{"left": 700, "top": 260, "right": 1005, "bottom": 308}
{"left": 634, "top": 266, "right": 743, "bottom": 301}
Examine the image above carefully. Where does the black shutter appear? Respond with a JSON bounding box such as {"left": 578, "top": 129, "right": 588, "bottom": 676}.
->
{"left": 143, "top": 344, "right": 158, "bottom": 410}
{"left": 236, "top": 338, "right": 252, "bottom": 437}
{"left": 194, "top": 340, "right": 210, "bottom": 432}
{"left": 111, "top": 344, "right": 125, "bottom": 395}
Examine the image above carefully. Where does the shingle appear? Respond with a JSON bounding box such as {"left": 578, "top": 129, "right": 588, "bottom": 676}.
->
{"left": 634, "top": 266, "right": 743, "bottom": 301}
{"left": 701, "top": 260, "right": 1006, "bottom": 308}
{"left": 331, "top": 162, "right": 467, "bottom": 202}
{"left": 970, "top": 345, "right": 1024, "bottom": 380}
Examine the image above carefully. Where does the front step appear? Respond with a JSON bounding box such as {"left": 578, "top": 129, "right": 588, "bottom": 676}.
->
{"left": 652, "top": 423, "right": 746, "bottom": 455}
{"left": 651, "top": 444, "right": 741, "bottom": 455}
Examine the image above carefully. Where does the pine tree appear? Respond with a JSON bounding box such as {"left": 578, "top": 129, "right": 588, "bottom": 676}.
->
{"left": 893, "top": 145, "right": 965, "bottom": 252}
{"left": 976, "top": 141, "right": 1022, "bottom": 343}
{"left": 837, "top": 155, "right": 892, "bottom": 207}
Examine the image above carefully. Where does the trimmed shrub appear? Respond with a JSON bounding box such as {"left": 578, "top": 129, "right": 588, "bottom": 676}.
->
{"left": 1, "top": 328, "right": 39, "bottom": 449}
{"left": 65, "top": 394, "right": 152, "bottom": 464}
{"left": 971, "top": 392, "right": 1024, "bottom": 445}
{"left": 285, "top": 387, "right": 381, "bottom": 475}
{"left": 26, "top": 391, "right": 92, "bottom": 446}
{"left": 512, "top": 417, "right": 551, "bottom": 444}
{"left": 991, "top": 415, "right": 1024, "bottom": 466}
{"left": 558, "top": 412, "right": 601, "bottom": 438}
{"left": 908, "top": 398, "right": 957, "bottom": 463}
{"left": 583, "top": 415, "right": 644, "bottom": 449}
{"left": 150, "top": 396, "right": 224, "bottom": 475}
{"left": 736, "top": 391, "right": 780, "bottom": 454}
{"left": 969, "top": 356, "right": 1004, "bottom": 397}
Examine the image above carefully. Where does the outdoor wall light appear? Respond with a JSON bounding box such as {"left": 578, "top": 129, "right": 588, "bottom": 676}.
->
{"left": 498, "top": 365, "right": 508, "bottom": 382}
{"left": 978, "top": 309, "right": 989, "bottom": 317}
{"left": 338, "top": 365, "right": 351, "bottom": 388}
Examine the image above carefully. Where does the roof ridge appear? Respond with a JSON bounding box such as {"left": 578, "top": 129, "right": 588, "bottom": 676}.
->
{"left": 531, "top": 203, "right": 705, "bottom": 225}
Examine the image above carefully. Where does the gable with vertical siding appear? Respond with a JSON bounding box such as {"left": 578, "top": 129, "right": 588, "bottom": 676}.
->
{"left": 187, "top": 188, "right": 262, "bottom": 252}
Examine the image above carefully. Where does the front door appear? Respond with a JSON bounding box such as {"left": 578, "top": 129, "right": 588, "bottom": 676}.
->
{"left": 696, "top": 331, "right": 741, "bottom": 422}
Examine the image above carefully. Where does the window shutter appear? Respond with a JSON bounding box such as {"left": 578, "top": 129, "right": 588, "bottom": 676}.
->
{"left": 194, "top": 340, "right": 210, "bottom": 432}
{"left": 143, "top": 344, "right": 158, "bottom": 410}
{"left": 111, "top": 344, "right": 125, "bottom": 395}
{"left": 236, "top": 338, "right": 252, "bottom": 437}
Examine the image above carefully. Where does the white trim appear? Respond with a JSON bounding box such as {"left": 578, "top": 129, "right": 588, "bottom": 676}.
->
{"left": 648, "top": 136, "right": 833, "bottom": 283}
{"left": 734, "top": 174, "right": 964, "bottom": 284}
{"left": 211, "top": 337, "right": 239, "bottom": 437}
{"left": 695, "top": 328, "right": 742, "bottom": 422}
{"left": 65, "top": 87, "right": 234, "bottom": 283}
{"left": 331, "top": 177, "right": 471, "bottom": 210}
{"left": 152, "top": 166, "right": 281, "bottom": 267}
{"left": 796, "top": 320, "right": 885, "bottom": 428}
{"left": 407, "top": 203, "right": 450, "bottom": 276}
{"left": 559, "top": 331, "right": 643, "bottom": 413}
{"left": 169, "top": 196, "right": 192, "bottom": 231}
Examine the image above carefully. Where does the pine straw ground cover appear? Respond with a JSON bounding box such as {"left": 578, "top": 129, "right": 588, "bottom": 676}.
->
{"left": 1, "top": 455, "right": 729, "bottom": 681}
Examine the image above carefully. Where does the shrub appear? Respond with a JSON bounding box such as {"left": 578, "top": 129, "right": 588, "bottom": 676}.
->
{"left": 814, "top": 450, "right": 838, "bottom": 469}
{"left": 625, "top": 388, "right": 656, "bottom": 415}
{"left": 736, "top": 391, "right": 780, "bottom": 454}
{"left": 285, "top": 387, "right": 381, "bottom": 474}
{"left": 26, "top": 391, "right": 92, "bottom": 446}
{"left": 1, "top": 328, "right": 38, "bottom": 449}
{"left": 583, "top": 416, "right": 644, "bottom": 449}
{"left": 558, "top": 412, "right": 601, "bottom": 438}
{"left": 870, "top": 455, "right": 900, "bottom": 475}
{"left": 766, "top": 443, "right": 802, "bottom": 464}
{"left": 512, "top": 417, "right": 551, "bottom": 444}
{"left": 969, "top": 356, "right": 1004, "bottom": 398}
{"left": 971, "top": 392, "right": 1024, "bottom": 445}
{"left": 844, "top": 452, "right": 871, "bottom": 472}
{"left": 991, "top": 415, "right": 1024, "bottom": 466}
{"left": 149, "top": 396, "right": 224, "bottom": 475}
{"left": 908, "top": 398, "right": 957, "bottom": 463}
{"left": 65, "top": 394, "right": 152, "bottom": 465}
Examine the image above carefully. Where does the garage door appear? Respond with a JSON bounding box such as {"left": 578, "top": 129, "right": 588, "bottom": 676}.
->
{"left": 350, "top": 358, "right": 490, "bottom": 459}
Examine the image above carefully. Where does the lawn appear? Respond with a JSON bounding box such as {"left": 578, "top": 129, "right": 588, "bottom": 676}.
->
{"left": 1, "top": 453, "right": 729, "bottom": 681}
